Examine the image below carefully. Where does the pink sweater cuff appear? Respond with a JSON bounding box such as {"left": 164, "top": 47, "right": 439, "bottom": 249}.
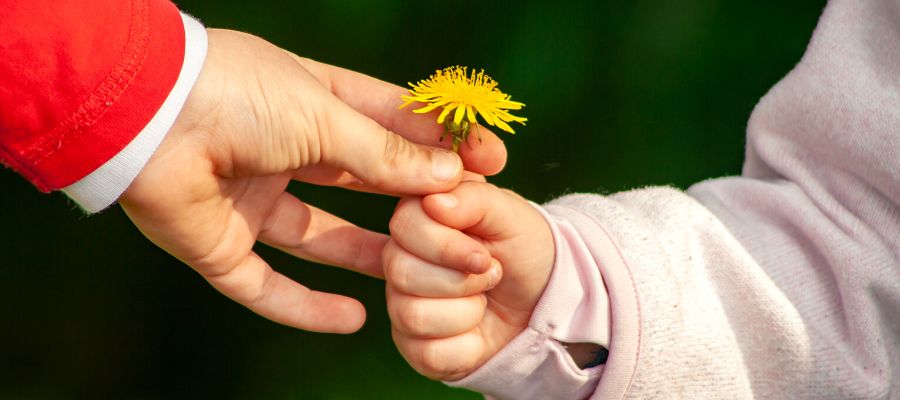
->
{"left": 445, "top": 204, "right": 612, "bottom": 399}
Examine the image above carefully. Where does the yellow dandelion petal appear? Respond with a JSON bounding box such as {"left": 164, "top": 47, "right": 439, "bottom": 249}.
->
{"left": 399, "top": 97, "right": 415, "bottom": 109}
{"left": 501, "top": 99, "right": 525, "bottom": 110}
{"left": 400, "top": 66, "right": 526, "bottom": 147}
{"left": 493, "top": 118, "right": 515, "bottom": 134}
{"left": 437, "top": 105, "right": 454, "bottom": 124}
{"left": 413, "top": 100, "right": 448, "bottom": 114}
{"left": 474, "top": 105, "right": 493, "bottom": 126}
{"left": 496, "top": 111, "right": 526, "bottom": 123}
{"left": 453, "top": 102, "right": 466, "bottom": 125}
{"left": 466, "top": 105, "right": 477, "bottom": 123}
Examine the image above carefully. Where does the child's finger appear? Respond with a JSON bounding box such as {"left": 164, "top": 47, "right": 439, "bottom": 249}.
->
{"left": 390, "top": 197, "right": 492, "bottom": 274}
{"left": 391, "top": 327, "right": 485, "bottom": 381}
{"left": 461, "top": 170, "right": 487, "bottom": 183}
{"left": 387, "top": 284, "right": 487, "bottom": 338}
{"left": 421, "top": 181, "right": 542, "bottom": 241}
{"left": 383, "top": 240, "right": 502, "bottom": 298}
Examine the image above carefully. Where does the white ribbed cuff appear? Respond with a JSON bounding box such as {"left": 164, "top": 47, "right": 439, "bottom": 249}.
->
{"left": 62, "top": 13, "right": 208, "bottom": 213}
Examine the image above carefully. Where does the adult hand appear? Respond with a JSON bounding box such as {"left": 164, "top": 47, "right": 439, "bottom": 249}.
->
{"left": 118, "top": 29, "right": 507, "bottom": 334}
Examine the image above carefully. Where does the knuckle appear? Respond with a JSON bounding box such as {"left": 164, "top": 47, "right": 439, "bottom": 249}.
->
{"left": 419, "top": 343, "right": 466, "bottom": 380}
{"left": 384, "top": 252, "right": 411, "bottom": 293}
{"left": 375, "top": 130, "right": 414, "bottom": 187}
{"left": 381, "top": 243, "right": 398, "bottom": 278}
{"left": 381, "top": 130, "right": 408, "bottom": 168}
{"left": 304, "top": 100, "right": 330, "bottom": 165}
{"left": 437, "top": 238, "right": 458, "bottom": 268}
{"left": 394, "top": 196, "right": 416, "bottom": 212}
{"left": 388, "top": 198, "right": 422, "bottom": 237}
{"left": 388, "top": 209, "right": 410, "bottom": 237}
{"left": 249, "top": 274, "right": 273, "bottom": 307}
{"left": 396, "top": 299, "right": 426, "bottom": 335}
{"left": 419, "top": 343, "right": 448, "bottom": 378}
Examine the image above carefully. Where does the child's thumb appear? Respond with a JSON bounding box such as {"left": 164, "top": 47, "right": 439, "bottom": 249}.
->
{"left": 421, "top": 181, "right": 540, "bottom": 241}
{"left": 422, "top": 181, "right": 554, "bottom": 313}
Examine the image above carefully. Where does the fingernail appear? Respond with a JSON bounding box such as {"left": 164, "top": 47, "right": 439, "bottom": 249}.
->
{"left": 467, "top": 253, "right": 487, "bottom": 273}
{"left": 432, "top": 193, "right": 459, "bottom": 209}
{"left": 487, "top": 261, "right": 501, "bottom": 290}
{"left": 432, "top": 150, "right": 461, "bottom": 182}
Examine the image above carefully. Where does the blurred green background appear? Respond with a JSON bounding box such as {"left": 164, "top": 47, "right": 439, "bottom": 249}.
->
{"left": 0, "top": 1, "right": 823, "bottom": 398}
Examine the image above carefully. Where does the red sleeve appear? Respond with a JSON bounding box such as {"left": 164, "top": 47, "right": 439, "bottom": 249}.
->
{"left": 0, "top": 0, "right": 185, "bottom": 192}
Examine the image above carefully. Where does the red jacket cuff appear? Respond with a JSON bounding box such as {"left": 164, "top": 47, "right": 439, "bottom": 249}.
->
{"left": 0, "top": 0, "right": 185, "bottom": 191}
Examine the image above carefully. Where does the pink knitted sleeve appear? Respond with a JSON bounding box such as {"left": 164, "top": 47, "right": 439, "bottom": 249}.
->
{"left": 447, "top": 0, "right": 899, "bottom": 398}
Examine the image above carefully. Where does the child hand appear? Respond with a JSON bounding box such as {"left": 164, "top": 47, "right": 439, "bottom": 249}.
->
{"left": 384, "top": 181, "right": 554, "bottom": 381}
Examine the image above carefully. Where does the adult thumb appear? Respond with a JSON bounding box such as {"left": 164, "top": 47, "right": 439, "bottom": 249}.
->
{"left": 317, "top": 96, "right": 463, "bottom": 195}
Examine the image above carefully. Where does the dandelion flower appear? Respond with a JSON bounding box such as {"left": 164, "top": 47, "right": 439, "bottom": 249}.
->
{"left": 400, "top": 66, "right": 526, "bottom": 152}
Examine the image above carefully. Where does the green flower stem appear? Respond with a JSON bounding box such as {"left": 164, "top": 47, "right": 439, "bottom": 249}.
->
{"left": 444, "top": 119, "right": 471, "bottom": 153}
